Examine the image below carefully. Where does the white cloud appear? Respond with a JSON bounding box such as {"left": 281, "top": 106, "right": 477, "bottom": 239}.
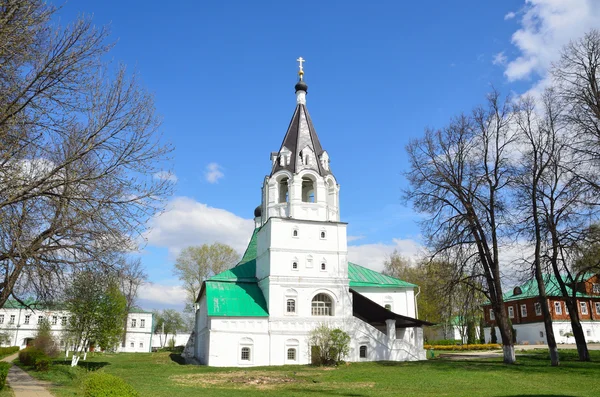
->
{"left": 347, "top": 235, "right": 365, "bottom": 242}
{"left": 205, "top": 162, "right": 224, "bottom": 183}
{"left": 348, "top": 238, "right": 423, "bottom": 273}
{"left": 145, "top": 196, "right": 255, "bottom": 255}
{"left": 154, "top": 171, "right": 178, "bottom": 182}
{"left": 137, "top": 282, "right": 187, "bottom": 309}
{"left": 505, "top": 0, "right": 600, "bottom": 83}
{"left": 492, "top": 51, "right": 508, "bottom": 65}
{"left": 504, "top": 11, "right": 516, "bottom": 20}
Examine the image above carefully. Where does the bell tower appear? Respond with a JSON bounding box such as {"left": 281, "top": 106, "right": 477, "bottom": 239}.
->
{"left": 253, "top": 59, "right": 351, "bottom": 320}
{"left": 258, "top": 58, "right": 340, "bottom": 225}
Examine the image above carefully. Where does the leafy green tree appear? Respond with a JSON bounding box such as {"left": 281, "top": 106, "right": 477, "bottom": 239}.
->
{"left": 65, "top": 271, "right": 128, "bottom": 366}
{"left": 308, "top": 324, "right": 350, "bottom": 365}
{"left": 173, "top": 243, "right": 239, "bottom": 310}
{"left": 330, "top": 329, "right": 351, "bottom": 363}
{"left": 153, "top": 309, "right": 186, "bottom": 348}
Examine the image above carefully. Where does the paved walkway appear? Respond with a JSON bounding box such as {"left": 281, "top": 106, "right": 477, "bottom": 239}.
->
{"left": 1, "top": 353, "right": 54, "bottom": 397}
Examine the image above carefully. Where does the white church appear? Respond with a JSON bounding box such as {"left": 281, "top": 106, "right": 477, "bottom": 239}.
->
{"left": 191, "top": 59, "right": 430, "bottom": 367}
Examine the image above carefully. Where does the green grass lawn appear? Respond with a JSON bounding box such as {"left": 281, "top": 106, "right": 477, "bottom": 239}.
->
{"left": 19, "top": 350, "right": 600, "bottom": 397}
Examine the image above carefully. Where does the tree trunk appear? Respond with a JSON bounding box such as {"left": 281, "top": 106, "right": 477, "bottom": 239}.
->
{"left": 566, "top": 300, "right": 590, "bottom": 361}
{"left": 493, "top": 304, "right": 516, "bottom": 364}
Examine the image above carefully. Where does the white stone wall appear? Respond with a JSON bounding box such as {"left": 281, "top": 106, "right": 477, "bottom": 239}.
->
{"left": 198, "top": 315, "right": 425, "bottom": 366}
{"left": 351, "top": 287, "right": 415, "bottom": 317}
{"left": 484, "top": 321, "right": 600, "bottom": 345}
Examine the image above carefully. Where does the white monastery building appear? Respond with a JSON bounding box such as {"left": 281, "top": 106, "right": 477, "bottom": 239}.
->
{"left": 191, "top": 59, "right": 431, "bottom": 367}
{"left": 0, "top": 300, "right": 153, "bottom": 353}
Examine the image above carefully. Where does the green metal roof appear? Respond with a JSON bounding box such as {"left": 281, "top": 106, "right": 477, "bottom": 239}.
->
{"left": 502, "top": 274, "right": 595, "bottom": 303}
{"left": 239, "top": 227, "right": 260, "bottom": 264}
{"left": 209, "top": 259, "right": 257, "bottom": 282}
{"left": 348, "top": 263, "right": 417, "bottom": 288}
{"left": 205, "top": 281, "right": 268, "bottom": 317}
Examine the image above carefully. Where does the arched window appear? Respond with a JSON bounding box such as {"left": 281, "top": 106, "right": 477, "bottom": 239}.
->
{"left": 321, "top": 262, "right": 326, "bottom": 271}
{"left": 359, "top": 345, "right": 367, "bottom": 358}
{"left": 320, "top": 230, "right": 326, "bottom": 239}
{"left": 287, "top": 348, "right": 297, "bottom": 361}
{"left": 384, "top": 304, "right": 392, "bottom": 310}
{"left": 292, "top": 228, "right": 298, "bottom": 237}
{"left": 302, "top": 177, "right": 315, "bottom": 202}
{"left": 286, "top": 299, "right": 296, "bottom": 313}
{"left": 311, "top": 293, "right": 333, "bottom": 316}
{"left": 278, "top": 177, "right": 289, "bottom": 203}
{"left": 292, "top": 261, "right": 298, "bottom": 270}
{"left": 241, "top": 347, "right": 251, "bottom": 361}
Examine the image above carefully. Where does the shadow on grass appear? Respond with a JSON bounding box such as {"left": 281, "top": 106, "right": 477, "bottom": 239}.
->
{"left": 169, "top": 353, "right": 187, "bottom": 365}
{"left": 499, "top": 395, "right": 579, "bottom": 397}
{"left": 53, "top": 360, "right": 110, "bottom": 371}
{"left": 285, "top": 389, "right": 367, "bottom": 396}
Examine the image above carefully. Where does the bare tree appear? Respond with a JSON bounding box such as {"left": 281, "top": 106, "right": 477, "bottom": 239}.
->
{"left": 117, "top": 257, "right": 147, "bottom": 312}
{"left": 173, "top": 243, "right": 239, "bottom": 310}
{"left": 0, "top": 1, "right": 173, "bottom": 307}
{"left": 513, "top": 93, "right": 560, "bottom": 365}
{"left": 404, "top": 90, "right": 517, "bottom": 363}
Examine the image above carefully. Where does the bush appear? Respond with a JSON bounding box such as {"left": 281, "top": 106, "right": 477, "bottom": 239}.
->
{"left": 33, "top": 318, "right": 59, "bottom": 358}
{"left": 83, "top": 372, "right": 139, "bottom": 397}
{"left": 18, "top": 347, "right": 50, "bottom": 368}
{"left": 308, "top": 324, "right": 351, "bottom": 366}
{"left": 0, "top": 362, "right": 10, "bottom": 390}
{"left": 34, "top": 356, "right": 52, "bottom": 371}
{"left": 0, "top": 346, "right": 19, "bottom": 359}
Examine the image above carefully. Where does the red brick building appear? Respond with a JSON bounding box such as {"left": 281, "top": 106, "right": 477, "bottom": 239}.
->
{"left": 482, "top": 274, "right": 600, "bottom": 344}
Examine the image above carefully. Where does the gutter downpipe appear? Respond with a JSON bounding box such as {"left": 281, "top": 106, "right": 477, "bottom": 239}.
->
{"left": 414, "top": 286, "right": 420, "bottom": 319}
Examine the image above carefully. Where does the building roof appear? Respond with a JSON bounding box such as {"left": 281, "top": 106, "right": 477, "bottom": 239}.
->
{"left": 270, "top": 100, "right": 330, "bottom": 177}
{"left": 204, "top": 281, "right": 269, "bottom": 317}
{"left": 199, "top": 228, "right": 417, "bottom": 317}
{"left": 348, "top": 263, "right": 417, "bottom": 289}
{"left": 485, "top": 273, "right": 598, "bottom": 305}
{"left": 350, "top": 289, "right": 434, "bottom": 327}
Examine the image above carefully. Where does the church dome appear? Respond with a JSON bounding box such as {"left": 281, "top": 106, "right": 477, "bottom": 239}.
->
{"left": 295, "top": 80, "right": 308, "bottom": 93}
{"left": 254, "top": 205, "right": 262, "bottom": 218}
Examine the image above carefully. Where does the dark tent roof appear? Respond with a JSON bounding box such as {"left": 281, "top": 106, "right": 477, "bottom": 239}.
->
{"left": 350, "top": 289, "right": 435, "bottom": 328}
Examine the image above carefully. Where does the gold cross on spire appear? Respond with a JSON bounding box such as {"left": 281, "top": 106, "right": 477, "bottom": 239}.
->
{"left": 296, "top": 57, "right": 305, "bottom": 80}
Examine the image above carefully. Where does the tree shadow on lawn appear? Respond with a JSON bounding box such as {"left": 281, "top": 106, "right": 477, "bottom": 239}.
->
{"left": 169, "top": 353, "right": 187, "bottom": 365}
{"left": 375, "top": 357, "right": 600, "bottom": 375}
{"left": 285, "top": 389, "right": 367, "bottom": 397}
{"left": 500, "top": 395, "right": 579, "bottom": 397}
{"left": 53, "top": 360, "right": 110, "bottom": 371}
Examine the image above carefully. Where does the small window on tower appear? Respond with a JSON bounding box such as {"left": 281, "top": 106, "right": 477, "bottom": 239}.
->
{"left": 292, "top": 261, "right": 298, "bottom": 270}
{"left": 321, "top": 263, "right": 326, "bottom": 271}
{"left": 292, "top": 229, "right": 298, "bottom": 238}
{"left": 320, "top": 231, "right": 326, "bottom": 239}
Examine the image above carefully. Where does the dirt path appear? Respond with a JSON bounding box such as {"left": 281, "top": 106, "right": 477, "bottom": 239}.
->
{"left": 1, "top": 353, "right": 54, "bottom": 397}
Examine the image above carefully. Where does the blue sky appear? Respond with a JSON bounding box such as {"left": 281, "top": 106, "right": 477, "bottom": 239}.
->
{"left": 56, "top": 0, "right": 600, "bottom": 309}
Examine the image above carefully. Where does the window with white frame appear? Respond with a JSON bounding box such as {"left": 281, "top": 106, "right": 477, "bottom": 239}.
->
{"left": 580, "top": 302, "right": 588, "bottom": 315}
{"left": 321, "top": 262, "right": 326, "bottom": 271}
{"left": 292, "top": 228, "right": 299, "bottom": 238}
{"left": 565, "top": 304, "right": 569, "bottom": 315}
{"left": 535, "top": 302, "right": 542, "bottom": 316}
{"left": 554, "top": 301, "right": 562, "bottom": 315}
{"left": 52, "top": 316, "right": 57, "bottom": 325}
{"left": 241, "top": 347, "right": 251, "bottom": 361}
{"left": 131, "top": 319, "right": 136, "bottom": 328}
{"left": 520, "top": 304, "right": 527, "bottom": 317}
{"left": 9, "top": 315, "right": 15, "bottom": 324}
{"left": 595, "top": 302, "right": 600, "bottom": 315}
{"left": 37, "top": 316, "right": 43, "bottom": 324}
{"left": 593, "top": 283, "right": 600, "bottom": 294}
{"left": 320, "top": 230, "right": 326, "bottom": 239}
{"left": 61, "top": 316, "right": 67, "bottom": 326}
{"left": 286, "top": 299, "right": 296, "bottom": 314}
{"left": 359, "top": 345, "right": 367, "bottom": 358}
{"left": 140, "top": 319, "right": 145, "bottom": 328}
{"left": 130, "top": 341, "right": 134, "bottom": 348}
{"left": 489, "top": 309, "right": 495, "bottom": 320}
{"left": 0, "top": 315, "right": 4, "bottom": 324}
{"left": 508, "top": 306, "right": 514, "bottom": 319}
{"left": 287, "top": 348, "right": 296, "bottom": 361}
{"left": 312, "top": 293, "right": 333, "bottom": 316}
{"left": 140, "top": 342, "right": 144, "bottom": 348}
{"left": 24, "top": 315, "right": 30, "bottom": 324}
{"left": 292, "top": 260, "right": 298, "bottom": 270}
